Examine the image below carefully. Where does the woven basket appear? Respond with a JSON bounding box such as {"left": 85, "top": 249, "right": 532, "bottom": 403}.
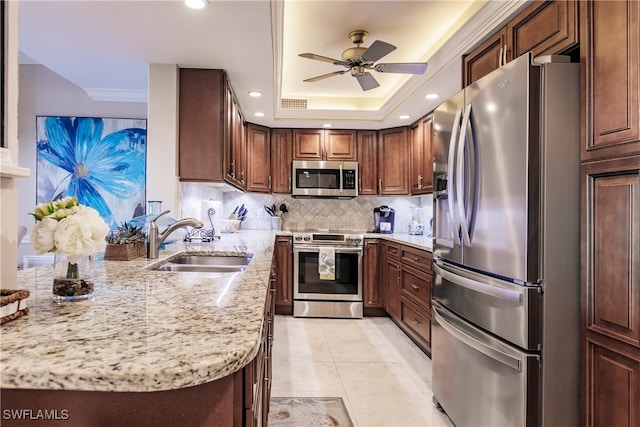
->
{"left": 1, "top": 289, "right": 30, "bottom": 325}
{"left": 104, "top": 241, "right": 146, "bottom": 261}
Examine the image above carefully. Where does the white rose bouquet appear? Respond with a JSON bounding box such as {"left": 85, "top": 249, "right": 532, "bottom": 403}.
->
{"left": 30, "top": 196, "right": 110, "bottom": 280}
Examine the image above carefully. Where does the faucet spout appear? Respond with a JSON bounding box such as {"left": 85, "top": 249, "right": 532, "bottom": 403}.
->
{"left": 147, "top": 210, "right": 203, "bottom": 258}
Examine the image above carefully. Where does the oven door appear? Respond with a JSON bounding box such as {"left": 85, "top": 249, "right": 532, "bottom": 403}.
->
{"left": 293, "top": 244, "right": 362, "bottom": 301}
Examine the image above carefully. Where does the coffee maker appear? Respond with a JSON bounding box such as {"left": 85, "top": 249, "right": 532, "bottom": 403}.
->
{"left": 373, "top": 206, "right": 395, "bottom": 234}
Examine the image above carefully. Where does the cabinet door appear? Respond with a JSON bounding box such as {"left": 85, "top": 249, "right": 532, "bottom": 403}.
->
{"left": 325, "top": 129, "right": 357, "bottom": 161}
{"left": 293, "top": 129, "right": 324, "bottom": 160}
{"left": 385, "top": 257, "right": 401, "bottom": 321}
{"left": 462, "top": 28, "right": 507, "bottom": 86}
{"left": 246, "top": 124, "right": 271, "bottom": 193}
{"left": 178, "top": 68, "right": 225, "bottom": 181}
{"left": 506, "top": 0, "right": 578, "bottom": 60}
{"left": 377, "top": 127, "right": 410, "bottom": 195}
{"left": 357, "top": 130, "right": 377, "bottom": 195}
{"left": 274, "top": 236, "right": 293, "bottom": 315}
{"left": 585, "top": 336, "right": 640, "bottom": 427}
{"left": 580, "top": 0, "right": 640, "bottom": 161}
{"left": 410, "top": 115, "right": 434, "bottom": 195}
{"left": 271, "top": 129, "right": 293, "bottom": 193}
{"left": 582, "top": 156, "right": 640, "bottom": 348}
{"left": 363, "top": 239, "right": 382, "bottom": 308}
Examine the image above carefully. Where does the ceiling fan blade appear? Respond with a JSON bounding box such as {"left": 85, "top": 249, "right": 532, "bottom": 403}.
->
{"left": 299, "top": 53, "right": 344, "bottom": 65}
{"left": 303, "top": 70, "right": 348, "bottom": 82}
{"left": 375, "top": 62, "right": 428, "bottom": 74}
{"left": 355, "top": 72, "right": 380, "bottom": 91}
{"left": 361, "top": 40, "right": 396, "bottom": 62}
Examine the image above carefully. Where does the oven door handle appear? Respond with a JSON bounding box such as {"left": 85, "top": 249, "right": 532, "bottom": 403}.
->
{"left": 434, "top": 305, "right": 521, "bottom": 371}
{"left": 293, "top": 245, "right": 363, "bottom": 254}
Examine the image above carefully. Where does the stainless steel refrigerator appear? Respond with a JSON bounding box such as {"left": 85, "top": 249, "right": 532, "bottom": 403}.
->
{"left": 431, "top": 53, "right": 580, "bottom": 427}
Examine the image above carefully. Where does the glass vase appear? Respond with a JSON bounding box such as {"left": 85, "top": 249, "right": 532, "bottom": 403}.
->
{"left": 52, "top": 254, "right": 95, "bottom": 302}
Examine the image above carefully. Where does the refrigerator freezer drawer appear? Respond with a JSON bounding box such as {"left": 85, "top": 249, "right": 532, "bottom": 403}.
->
{"left": 432, "top": 303, "right": 541, "bottom": 427}
{"left": 433, "top": 260, "right": 542, "bottom": 350}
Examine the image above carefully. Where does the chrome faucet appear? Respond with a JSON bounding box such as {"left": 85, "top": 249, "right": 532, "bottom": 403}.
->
{"left": 147, "top": 210, "right": 203, "bottom": 258}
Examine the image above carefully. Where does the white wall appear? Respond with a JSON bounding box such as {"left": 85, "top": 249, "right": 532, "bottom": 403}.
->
{"left": 1, "top": 1, "right": 21, "bottom": 288}
{"left": 16, "top": 65, "right": 147, "bottom": 265}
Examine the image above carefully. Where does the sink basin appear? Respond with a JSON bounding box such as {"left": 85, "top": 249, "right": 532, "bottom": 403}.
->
{"left": 153, "top": 255, "right": 252, "bottom": 273}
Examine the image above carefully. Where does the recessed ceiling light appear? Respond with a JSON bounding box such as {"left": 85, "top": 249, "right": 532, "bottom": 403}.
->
{"left": 248, "top": 91, "right": 262, "bottom": 97}
{"left": 425, "top": 93, "right": 439, "bottom": 100}
{"left": 185, "top": 0, "right": 207, "bottom": 9}
{"left": 399, "top": 114, "right": 411, "bottom": 120}
{"left": 322, "top": 123, "right": 332, "bottom": 128}
{"left": 254, "top": 112, "right": 265, "bottom": 117}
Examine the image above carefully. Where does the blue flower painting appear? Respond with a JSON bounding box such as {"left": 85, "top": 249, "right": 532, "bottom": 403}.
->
{"left": 36, "top": 116, "right": 147, "bottom": 228}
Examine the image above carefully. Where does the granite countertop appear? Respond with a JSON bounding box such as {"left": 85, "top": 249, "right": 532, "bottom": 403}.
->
{"left": 1, "top": 231, "right": 276, "bottom": 393}
{"left": 364, "top": 232, "right": 433, "bottom": 252}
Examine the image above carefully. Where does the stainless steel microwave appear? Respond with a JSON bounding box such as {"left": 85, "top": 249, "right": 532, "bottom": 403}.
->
{"left": 291, "top": 160, "right": 358, "bottom": 198}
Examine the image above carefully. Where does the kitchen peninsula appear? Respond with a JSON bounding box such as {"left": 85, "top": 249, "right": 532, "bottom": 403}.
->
{"left": 2, "top": 229, "right": 433, "bottom": 426}
{"left": 1, "top": 231, "right": 277, "bottom": 426}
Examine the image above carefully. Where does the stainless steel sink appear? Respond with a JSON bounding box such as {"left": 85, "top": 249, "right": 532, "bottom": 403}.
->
{"left": 153, "top": 255, "right": 252, "bottom": 273}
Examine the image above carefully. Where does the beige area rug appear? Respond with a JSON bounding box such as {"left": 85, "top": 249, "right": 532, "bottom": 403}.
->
{"left": 269, "top": 397, "right": 354, "bottom": 427}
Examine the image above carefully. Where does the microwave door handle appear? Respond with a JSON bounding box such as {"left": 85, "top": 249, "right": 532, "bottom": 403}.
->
{"left": 447, "top": 108, "right": 463, "bottom": 245}
{"left": 456, "top": 104, "right": 472, "bottom": 247}
{"left": 339, "top": 164, "right": 343, "bottom": 194}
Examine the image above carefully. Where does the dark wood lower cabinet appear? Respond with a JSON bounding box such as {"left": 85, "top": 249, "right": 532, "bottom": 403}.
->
{"left": 274, "top": 236, "right": 293, "bottom": 315}
{"left": 584, "top": 334, "right": 640, "bottom": 427}
{"left": 581, "top": 155, "right": 640, "bottom": 426}
{"left": 363, "top": 239, "right": 385, "bottom": 315}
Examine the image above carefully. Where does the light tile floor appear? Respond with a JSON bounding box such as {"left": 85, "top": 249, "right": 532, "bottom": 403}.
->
{"left": 271, "top": 315, "right": 455, "bottom": 427}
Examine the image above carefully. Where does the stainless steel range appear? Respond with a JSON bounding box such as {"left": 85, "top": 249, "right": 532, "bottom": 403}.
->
{"left": 292, "top": 231, "right": 364, "bottom": 318}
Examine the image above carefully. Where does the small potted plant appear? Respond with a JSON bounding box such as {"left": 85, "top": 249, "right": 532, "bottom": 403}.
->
{"left": 104, "top": 222, "right": 147, "bottom": 261}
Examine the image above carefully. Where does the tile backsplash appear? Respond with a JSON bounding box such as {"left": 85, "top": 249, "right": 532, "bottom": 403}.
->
{"left": 178, "top": 183, "right": 433, "bottom": 234}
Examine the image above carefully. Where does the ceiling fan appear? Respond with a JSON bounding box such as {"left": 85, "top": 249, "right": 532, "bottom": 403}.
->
{"left": 299, "top": 30, "right": 428, "bottom": 91}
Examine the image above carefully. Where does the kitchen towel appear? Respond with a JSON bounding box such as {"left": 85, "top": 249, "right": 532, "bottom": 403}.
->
{"left": 200, "top": 200, "right": 224, "bottom": 238}
{"left": 318, "top": 247, "right": 335, "bottom": 281}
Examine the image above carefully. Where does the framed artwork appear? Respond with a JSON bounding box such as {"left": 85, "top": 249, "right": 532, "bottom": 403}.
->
{"left": 36, "top": 116, "right": 147, "bottom": 228}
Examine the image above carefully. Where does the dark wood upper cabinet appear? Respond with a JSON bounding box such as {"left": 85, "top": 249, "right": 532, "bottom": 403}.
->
{"left": 245, "top": 124, "right": 271, "bottom": 193}
{"left": 224, "top": 85, "right": 246, "bottom": 189}
{"left": 270, "top": 129, "right": 293, "bottom": 193}
{"left": 178, "top": 68, "right": 225, "bottom": 182}
{"left": 410, "top": 114, "right": 434, "bottom": 195}
{"left": 463, "top": 0, "right": 578, "bottom": 86}
{"left": 293, "top": 129, "right": 357, "bottom": 161}
{"left": 377, "top": 127, "right": 410, "bottom": 195}
{"left": 463, "top": 28, "right": 508, "bottom": 87}
{"left": 357, "top": 130, "right": 377, "bottom": 195}
{"left": 506, "top": 0, "right": 578, "bottom": 60}
{"left": 580, "top": 0, "right": 640, "bottom": 161}
{"left": 325, "top": 129, "right": 357, "bottom": 160}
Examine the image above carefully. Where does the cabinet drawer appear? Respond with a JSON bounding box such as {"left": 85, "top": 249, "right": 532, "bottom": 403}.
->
{"left": 401, "top": 264, "right": 431, "bottom": 308}
{"left": 400, "top": 245, "right": 432, "bottom": 274}
{"left": 400, "top": 297, "right": 431, "bottom": 350}
{"left": 385, "top": 241, "right": 401, "bottom": 260}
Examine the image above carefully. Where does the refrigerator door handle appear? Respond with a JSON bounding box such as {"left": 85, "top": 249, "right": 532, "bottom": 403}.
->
{"left": 456, "top": 104, "right": 473, "bottom": 247}
{"left": 447, "top": 108, "right": 464, "bottom": 244}
{"left": 433, "top": 262, "right": 523, "bottom": 303}
{"left": 434, "top": 305, "right": 522, "bottom": 371}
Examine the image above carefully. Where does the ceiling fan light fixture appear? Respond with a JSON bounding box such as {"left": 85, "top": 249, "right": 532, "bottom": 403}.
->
{"left": 185, "top": 0, "right": 207, "bottom": 9}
